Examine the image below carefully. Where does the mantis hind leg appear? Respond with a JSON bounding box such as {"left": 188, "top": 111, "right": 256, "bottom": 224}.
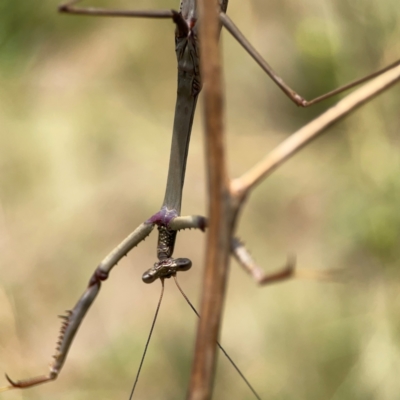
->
{"left": 59, "top": 0, "right": 175, "bottom": 19}
{"left": 220, "top": 12, "right": 400, "bottom": 107}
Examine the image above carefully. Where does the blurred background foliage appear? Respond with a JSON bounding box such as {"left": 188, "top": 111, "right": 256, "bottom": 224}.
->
{"left": 0, "top": 0, "right": 399, "bottom": 399}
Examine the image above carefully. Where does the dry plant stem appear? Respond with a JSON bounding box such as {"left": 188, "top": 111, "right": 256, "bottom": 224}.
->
{"left": 231, "top": 64, "right": 400, "bottom": 201}
{"left": 187, "top": 0, "right": 231, "bottom": 399}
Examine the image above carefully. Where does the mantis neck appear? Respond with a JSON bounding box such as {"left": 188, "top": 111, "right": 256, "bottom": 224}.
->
{"left": 161, "top": 0, "right": 229, "bottom": 215}
{"left": 161, "top": 16, "right": 201, "bottom": 215}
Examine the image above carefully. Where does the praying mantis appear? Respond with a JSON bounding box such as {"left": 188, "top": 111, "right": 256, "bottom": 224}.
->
{"left": 1, "top": 0, "right": 400, "bottom": 398}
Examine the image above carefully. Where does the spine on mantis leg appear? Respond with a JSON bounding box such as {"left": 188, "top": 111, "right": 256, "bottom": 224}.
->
{"left": 1, "top": 223, "right": 154, "bottom": 390}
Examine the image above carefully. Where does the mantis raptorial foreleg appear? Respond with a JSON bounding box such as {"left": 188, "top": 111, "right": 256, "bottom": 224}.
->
{"left": 0, "top": 214, "right": 208, "bottom": 391}
{"left": 1, "top": 222, "right": 153, "bottom": 390}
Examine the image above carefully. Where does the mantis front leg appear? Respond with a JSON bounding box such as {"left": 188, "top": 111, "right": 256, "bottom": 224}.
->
{"left": 0, "top": 212, "right": 208, "bottom": 391}
{"left": 0, "top": 222, "right": 154, "bottom": 390}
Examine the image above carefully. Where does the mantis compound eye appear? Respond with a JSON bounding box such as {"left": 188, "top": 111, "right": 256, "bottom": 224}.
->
{"left": 142, "top": 270, "right": 158, "bottom": 284}
{"left": 174, "top": 257, "right": 192, "bottom": 272}
{"left": 142, "top": 257, "right": 192, "bottom": 284}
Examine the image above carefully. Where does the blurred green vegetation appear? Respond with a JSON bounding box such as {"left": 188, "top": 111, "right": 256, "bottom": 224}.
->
{"left": 0, "top": 1, "right": 399, "bottom": 399}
